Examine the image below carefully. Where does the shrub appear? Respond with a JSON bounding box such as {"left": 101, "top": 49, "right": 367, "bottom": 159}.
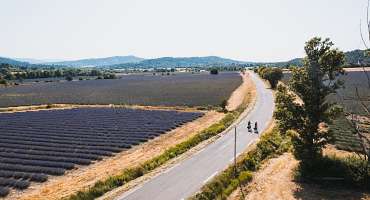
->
{"left": 103, "top": 73, "right": 117, "bottom": 79}
{"left": 65, "top": 75, "right": 73, "bottom": 81}
{"left": 210, "top": 68, "right": 219, "bottom": 75}
{"left": 220, "top": 99, "right": 228, "bottom": 112}
{"left": 0, "top": 78, "right": 7, "bottom": 85}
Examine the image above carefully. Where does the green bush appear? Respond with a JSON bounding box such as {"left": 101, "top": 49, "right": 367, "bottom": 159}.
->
{"left": 0, "top": 78, "right": 7, "bottom": 85}
{"left": 210, "top": 68, "right": 219, "bottom": 75}
{"left": 239, "top": 171, "right": 253, "bottom": 184}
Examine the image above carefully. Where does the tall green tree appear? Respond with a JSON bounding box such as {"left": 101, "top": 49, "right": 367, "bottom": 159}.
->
{"left": 260, "top": 67, "right": 283, "bottom": 89}
{"left": 274, "top": 37, "right": 345, "bottom": 161}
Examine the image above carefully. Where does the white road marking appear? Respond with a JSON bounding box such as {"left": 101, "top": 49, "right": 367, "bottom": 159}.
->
{"left": 203, "top": 171, "right": 218, "bottom": 184}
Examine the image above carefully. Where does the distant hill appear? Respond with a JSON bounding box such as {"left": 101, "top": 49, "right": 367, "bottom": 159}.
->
{"left": 111, "top": 56, "right": 250, "bottom": 68}
{"left": 44, "top": 56, "right": 144, "bottom": 67}
{"left": 344, "top": 49, "right": 370, "bottom": 65}
{"left": 0, "top": 57, "right": 30, "bottom": 66}
{"left": 262, "top": 49, "right": 370, "bottom": 67}
{"left": 13, "top": 58, "right": 65, "bottom": 64}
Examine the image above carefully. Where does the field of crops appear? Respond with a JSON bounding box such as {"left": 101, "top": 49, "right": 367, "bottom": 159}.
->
{"left": 0, "top": 72, "right": 242, "bottom": 108}
{"left": 282, "top": 71, "right": 370, "bottom": 115}
{"left": 330, "top": 115, "right": 363, "bottom": 152}
{"left": 0, "top": 107, "right": 204, "bottom": 197}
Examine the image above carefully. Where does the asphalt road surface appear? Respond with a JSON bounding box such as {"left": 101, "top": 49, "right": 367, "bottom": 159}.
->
{"left": 117, "top": 71, "right": 274, "bottom": 200}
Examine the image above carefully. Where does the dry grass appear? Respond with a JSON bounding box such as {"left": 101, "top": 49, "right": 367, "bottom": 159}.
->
{"left": 344, "top": 67, "right": 370, "bottom": 72}
{"left": 0, "top": 103, "right": 202, "bottom": 114}
{"left": 323, "top": 144, "right": 358, "bottom": 158}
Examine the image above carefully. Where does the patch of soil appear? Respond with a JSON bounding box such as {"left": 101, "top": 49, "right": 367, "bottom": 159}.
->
{"left": 323, "top": 144, "right": 358, "bottom": 158}
{"left": 344, "top": 67, "right": 370, "bottom": 72}
{"left": 227, "top": 72, "right": 255, "bottom": 111}
{"left": 0, "top": 103, "right": 201, "bottom": 114}
{"left": 7, "top": 111, "right": 224, "bottom": 200}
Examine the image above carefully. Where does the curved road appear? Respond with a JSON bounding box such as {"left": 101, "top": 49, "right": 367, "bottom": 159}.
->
{"left": 117, "top": 72, "right": 274, "bottom": 200}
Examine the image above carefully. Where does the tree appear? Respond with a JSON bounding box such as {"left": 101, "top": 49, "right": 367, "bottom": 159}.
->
{"left": 103, "top": 73, "right": 117, "bottom": 79}
{"left": 274, "top": 37, "right": 345, "bottom": 162}
{"left": 90, "top": 69, "right": 102, "bottom": 76}
{"left": 0, "top": 77, "right": 7, "bottom": 85}
{"left": 260, "top": 67, "right": 283, "bottom": 89}
{"left": 220, "top": 99, "right": 228, "bottom": 112}
{"left": 274, "top": 85, "right": 304, "bottom": 133}
{"left": 65, "top": 75, "right": 73, "bottom": 81}
{"left": 210, "top": 68, "right": 219, "bottom": 75}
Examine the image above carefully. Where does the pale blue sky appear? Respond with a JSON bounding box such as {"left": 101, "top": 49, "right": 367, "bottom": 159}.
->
{"left": 0, "top": 0, "right": 367, "bottom": 62}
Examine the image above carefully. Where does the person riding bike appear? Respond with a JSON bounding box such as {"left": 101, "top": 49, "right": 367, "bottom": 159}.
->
{"left": 254, "top": 122, "right": 258, "bottom": 130}
{"left": 247, "top": 121, "right": 251, "bottom": 131}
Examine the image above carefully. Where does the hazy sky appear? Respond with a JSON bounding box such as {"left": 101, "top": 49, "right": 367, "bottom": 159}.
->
{"left": 0, "top": 0, "right": 367, "bottom": 62}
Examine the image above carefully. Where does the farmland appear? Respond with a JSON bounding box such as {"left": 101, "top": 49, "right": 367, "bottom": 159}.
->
{"left": 0, "top": 107, "right": 204, "bottom": 197}
{"left": 282, "top": 70, "right": 370, "bottom": 115}
{"left": 0, "top": 72, "right": 242, "bottom": 108}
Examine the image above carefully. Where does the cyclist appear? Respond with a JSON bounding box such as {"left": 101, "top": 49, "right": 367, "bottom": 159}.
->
{"left": 247, "top": 121, "right": 251, "bottom": 132}
{"left": 254, "top": 122, "right": 258, "bottom": 134}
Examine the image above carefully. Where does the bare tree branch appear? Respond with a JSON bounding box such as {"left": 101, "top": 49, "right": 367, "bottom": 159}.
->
{"left": 367, "top": 0, "right": 370, "bottom": 42}
{"left": 360, "top": 20, "right": 369, "bottom": 49}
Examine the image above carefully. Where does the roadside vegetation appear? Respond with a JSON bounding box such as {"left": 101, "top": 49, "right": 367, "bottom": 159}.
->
{"left": 190, "top": 126, "right": 291, "bottom": 200}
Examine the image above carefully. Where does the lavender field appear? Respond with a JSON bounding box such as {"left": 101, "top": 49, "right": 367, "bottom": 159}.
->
{"left": 0, "top": 72, "right": 242, "bottom": 108}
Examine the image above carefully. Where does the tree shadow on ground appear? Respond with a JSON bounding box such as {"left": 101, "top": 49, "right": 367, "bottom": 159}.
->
{"left": 293, "top": 180, "right": 369, "bottom": 200}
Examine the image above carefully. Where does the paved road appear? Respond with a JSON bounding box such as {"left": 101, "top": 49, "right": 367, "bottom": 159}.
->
{"left": 117, "top": 72, "right": 274, "bottom": 200}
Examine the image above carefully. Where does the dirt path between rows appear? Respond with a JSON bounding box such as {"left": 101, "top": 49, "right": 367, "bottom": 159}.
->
{"left": 229, "top": 153, "right": 370, "bottom": 200}
{"left": 6, "top": 111, "right": 224, "bottom": 200}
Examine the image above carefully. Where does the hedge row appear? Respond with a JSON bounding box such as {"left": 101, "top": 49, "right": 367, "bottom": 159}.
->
{"left": 190, "top": 127, "right": 291, "bottom": 200}
{"left": 67, "top": 110, "right": 242, "bottom": 200}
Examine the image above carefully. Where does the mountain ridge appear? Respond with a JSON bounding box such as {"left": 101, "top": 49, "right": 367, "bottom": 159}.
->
{"left": 43, "top": 56, "right": 144, "bottom": 67}
{"left": 1, "top": 49, "right": 368, "bottom": 68}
